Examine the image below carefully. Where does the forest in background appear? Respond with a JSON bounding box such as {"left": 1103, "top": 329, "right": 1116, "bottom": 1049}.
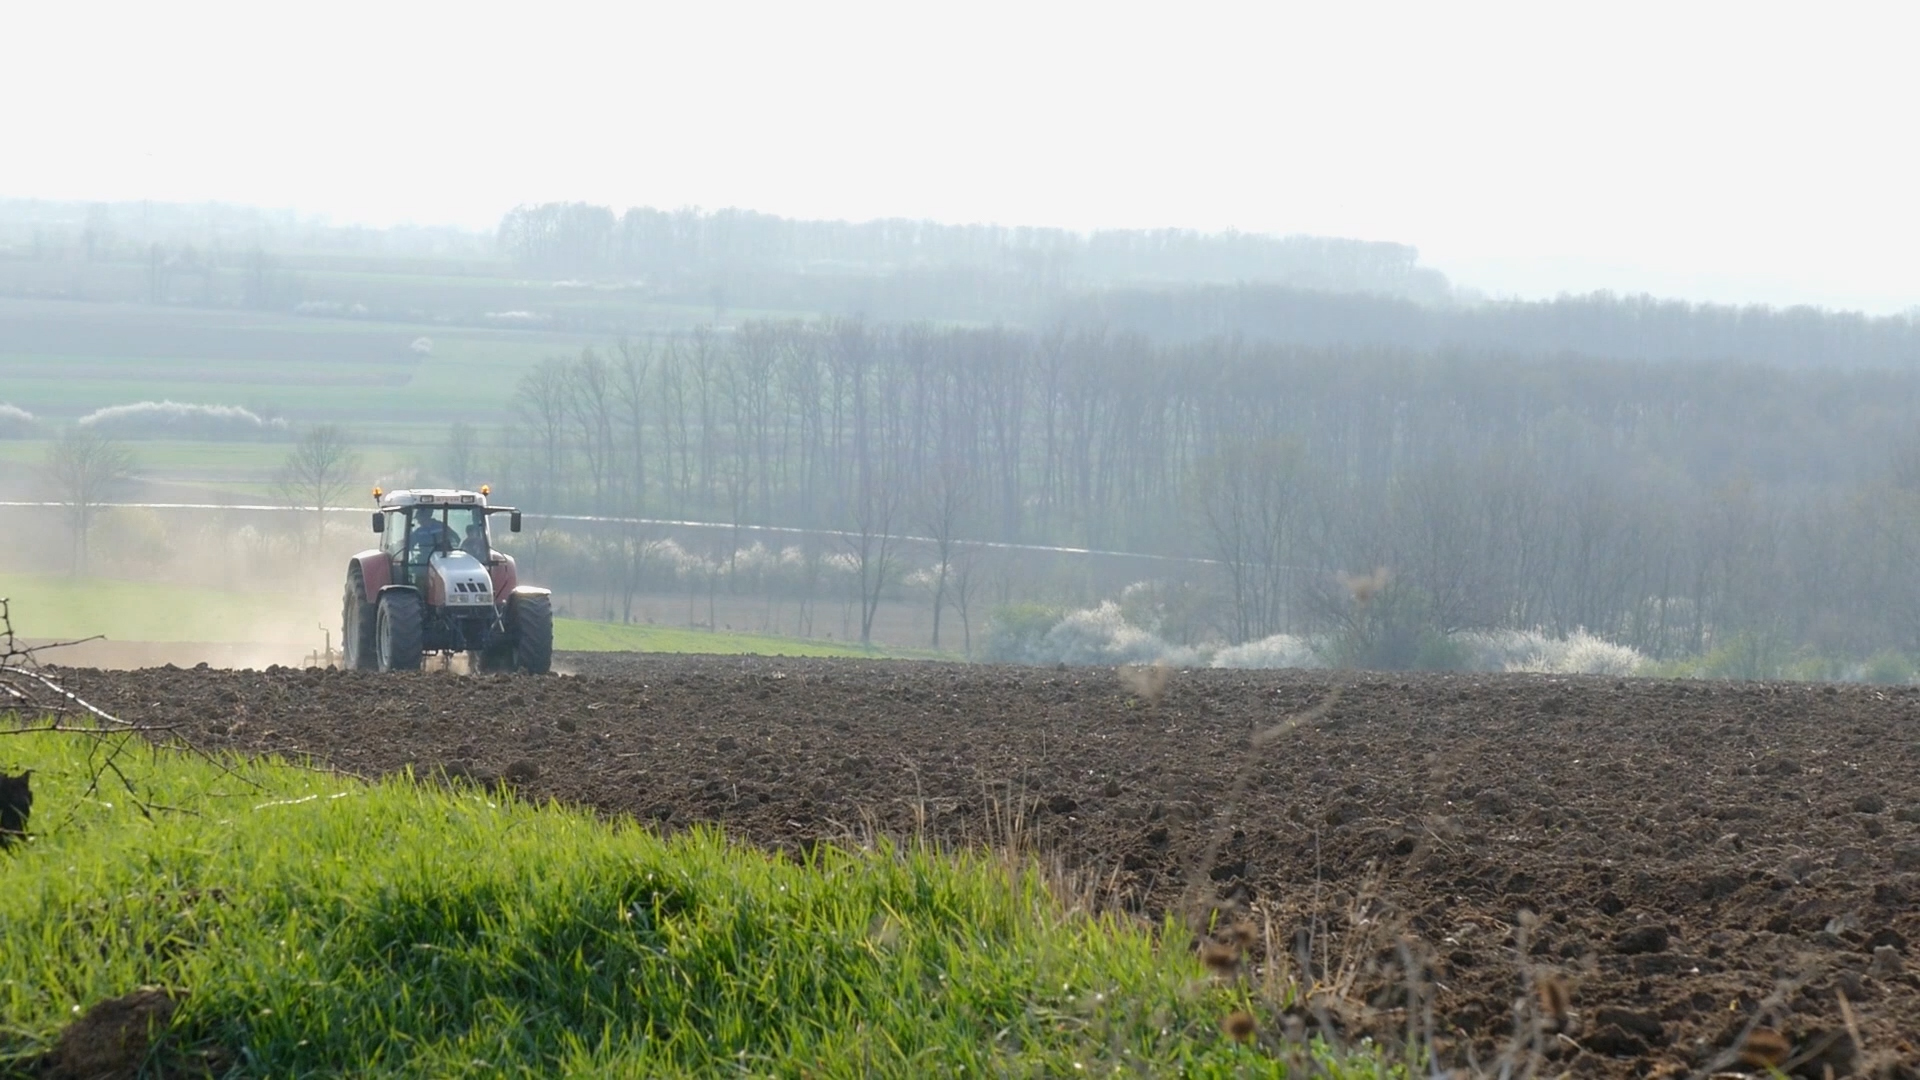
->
{"left": 469, "top": 320, "right": 1920, "bottom": 670}
{"left": 4, "top": 198, "right": 1919, "bottom": 673}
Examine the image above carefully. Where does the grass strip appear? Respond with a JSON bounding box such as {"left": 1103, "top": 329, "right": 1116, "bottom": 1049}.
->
{"left": 552, "top": 618, "right": 943, "bottom": 659}
{"left": 0, "top": 729, "right": 1398, "bottom": 1077}
{"left": 0, "top": 573, "right": 301, "bottom": 645}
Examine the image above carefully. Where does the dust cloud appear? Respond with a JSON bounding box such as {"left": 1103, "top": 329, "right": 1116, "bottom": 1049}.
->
{"left": 3, "top": 505, "right": 362, "bottom": 670}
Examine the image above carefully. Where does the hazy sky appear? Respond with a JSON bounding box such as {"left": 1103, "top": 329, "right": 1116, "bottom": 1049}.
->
{"left": 10, "top": 1, "right": 1917, "bottom": 312}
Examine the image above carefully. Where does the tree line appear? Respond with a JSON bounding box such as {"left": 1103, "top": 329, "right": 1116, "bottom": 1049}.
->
{"left": 1056, "top": 284, "right": 1920, "bottom": 369}
{"left": 470, "top": 320, "right": 1920, "bottom": 665}
{"left": 495, "top": 203, "right": 1451, "bottom": 301}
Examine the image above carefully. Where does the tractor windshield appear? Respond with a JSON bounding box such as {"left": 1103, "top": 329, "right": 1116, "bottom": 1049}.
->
{"left": 406, "top": 506, "right": 490, "bottom": 562}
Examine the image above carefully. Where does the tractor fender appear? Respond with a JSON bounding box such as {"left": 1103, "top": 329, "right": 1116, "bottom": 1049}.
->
{"left": 487, "top": 553, "right": 519, "bottom": 596}
{"left": 508, "top": 586, "right": 552, "bottom": 600}
{"left": 350, "top": 551, "right": 393, "bottom": 603}
{"left": 377, "top": 584, "right": 421, "bottom": 599}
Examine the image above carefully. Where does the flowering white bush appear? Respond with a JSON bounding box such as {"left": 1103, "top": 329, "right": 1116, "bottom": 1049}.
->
{"left": 76, "top": 401, "right": 287, "bottom": 440}
{"left": 1551, "top": 631, "right": 1647, "bottom": 676}
{"left": 1454, "top": 628, "right": 1647, "bottom": 676}
{"left": 0, "top": 403, "right": 34, "bottom": 438}
{"left": 1038, "top": 602, "right": 1201, "bottom": 667}
{"left": 985, "top": 601, "right": 1201, "bottom": 666}
{"left": 294, "top": 301, "right": 369, "bottom": 317}
{"left": 1211, "top": 633, "right": 1329, "bottom": 670}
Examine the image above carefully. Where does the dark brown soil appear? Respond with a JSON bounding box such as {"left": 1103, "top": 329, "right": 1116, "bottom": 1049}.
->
{"left": 47, "top": 656, "right": 1920, "bottom": 1077}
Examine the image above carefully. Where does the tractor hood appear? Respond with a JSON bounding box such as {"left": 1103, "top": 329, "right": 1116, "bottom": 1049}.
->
{"left": 429, "top": 551, "right": 497, "bottom": 609}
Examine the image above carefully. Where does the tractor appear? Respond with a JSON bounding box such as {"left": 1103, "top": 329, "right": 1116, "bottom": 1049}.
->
{"left": 341, "top": 486, "right": 553, "bottom": 673}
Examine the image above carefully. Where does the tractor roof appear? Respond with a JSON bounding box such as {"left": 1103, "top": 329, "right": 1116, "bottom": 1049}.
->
{"left": 375, "top": 488, "right": 491, "bottom": 510}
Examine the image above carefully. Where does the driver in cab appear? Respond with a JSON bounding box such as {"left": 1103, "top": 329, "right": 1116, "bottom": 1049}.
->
{"left": 409, "top": 511, "right": 455, "bottom": 559}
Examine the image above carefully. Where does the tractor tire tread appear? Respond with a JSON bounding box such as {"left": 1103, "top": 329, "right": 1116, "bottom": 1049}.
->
{"left": 343, "top": 569, "right": 378, "bottom": 671}
{"left": 377, "top": 590, "right": 425, "bottom": 672}
{"left": 511, "top": 593, "right": 554, "bottom": 675}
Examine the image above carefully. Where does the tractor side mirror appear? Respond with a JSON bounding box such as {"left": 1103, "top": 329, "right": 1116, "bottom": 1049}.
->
{"left": 509, "top": 511, "right": 523, "bottom": 533}
{"left": 371, "top": 512, "right": 385, "bottom": 534}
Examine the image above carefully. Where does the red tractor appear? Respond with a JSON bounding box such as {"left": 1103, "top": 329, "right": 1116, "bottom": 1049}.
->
{"left": 341, "top": 487, "right": 553, "bottom": 673}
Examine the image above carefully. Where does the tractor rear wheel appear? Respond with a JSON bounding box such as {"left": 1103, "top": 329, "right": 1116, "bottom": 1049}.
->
{"left": 510, "top": 592, "right": 553, "bottom": 675}
{"left": 342, "top": 569, "right": 377, "bottom": 671}
{"left": 375, "top": 590, "right": 424, "bottom": 672}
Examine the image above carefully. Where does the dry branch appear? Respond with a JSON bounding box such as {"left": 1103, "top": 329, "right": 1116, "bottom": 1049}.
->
{"left": 1, "top": 598, "right": 264, "bottom": 831}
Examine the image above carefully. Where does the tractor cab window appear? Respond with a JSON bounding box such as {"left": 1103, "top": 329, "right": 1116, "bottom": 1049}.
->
{"left": 405, "top": 508, "right": 454, "bottom": 560}
{"left": 380, "top": 512, "right": 407, "bottom": 558}
{"left": 398, "top": 505, "right": 490, "bottom": 563}
{"left": 456, "top": 509, "right": 491, "bottom": 561}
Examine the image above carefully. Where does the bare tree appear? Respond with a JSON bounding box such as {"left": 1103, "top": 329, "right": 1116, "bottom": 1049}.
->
{"left": 43, "top": 429, "right": 134, "bottom": 575}
{"left": 685, "top": 326, "right": 725, "bottom": 513}
{"left": 276, "top": 425, "right": 360, "bottom": 548}
{"left": 919, "top": 454, "right": 976, "bottom": 650}
{"left": 515, "top": 357, "right": 573, "bottom": 509}
{"left": 1197, "top": 438, "right": 1307, "bottom": 643}
{"left": 565, "top": 348, "right": 616, "bottom": 512}
{"left": 611, "top": 337, "right": 653, "bottom": 516}
{"left": 846, "top": 460, "right": 904, "bottom": 648}
{"left": 443, "top": 422, "right": 478, "bottom": 488}
{"left": 614, "top": 525, "right": 661, "bottom": 624}
{"left": 946, "top": 543, "right": 987, "bottom": 658}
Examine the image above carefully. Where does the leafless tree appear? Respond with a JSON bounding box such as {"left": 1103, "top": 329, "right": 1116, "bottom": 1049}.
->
{"left": 565, "top": 349, "right": 616, "bottom": 511}
{"left": 946, "top": 543, "right": 988, "bottom": 658}
{"left": 1197, "top": 438, "right": 1308, "bottom": 643}
{"left": 611, "top": 337, "right": 653, "bottom": 515}
{"left": 685, "top": 327, "right": 724, "bottom": 513}
{"left": 43, "top": 429, "right": 134, "bottom": 575}
{"left": 919, "top": 454, "right": 976, "bottom": 650}
{"left": 614, "top": 525, "right": 662, "bottom": 624}
{"left": 515, "top": 357, "right": 572, "bottom": 508}
{"left": 275, "top": 424, "right": 360, "bottom": 549}
{"left": 846, "top": 459, "right": 904, "bottom": 648}
{"left": 443, "top": 422, "right": 478, "bottom": 488}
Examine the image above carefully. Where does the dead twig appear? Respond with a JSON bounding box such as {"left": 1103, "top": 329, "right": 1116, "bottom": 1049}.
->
{"left": 1, "top": 666, "right": 132, "bottom": 727}
{"left": 1, "top": 599, "right": 276, "bottom": 828}
{"left": 0, "top": 718, "right": 186, "bottom": 737}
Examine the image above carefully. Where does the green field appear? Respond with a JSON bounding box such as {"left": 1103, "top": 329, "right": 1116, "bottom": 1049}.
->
{"left": 549, "top": 617, "right": 928, "bottom": 659}
{"left": 0, "top": 573, "right": 922, "bottom": 659}
{"left": 0, "top": 730, "right": 1395, "bottom": 1076}
{"left": 0, "top": 573, "right": 304, "bottom": 645}
{"left": 0, "top": 294, "right": 751, "bottom": 502}
{"left": 0, "top": 296, "right": 591, "bottom": 425}
{"left": 0, "top": 295, "right": 596, "bottom": 499}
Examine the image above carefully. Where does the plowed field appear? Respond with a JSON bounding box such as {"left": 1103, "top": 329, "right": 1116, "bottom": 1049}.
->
{"left": 44, "top": 656, "right": 1920, "bottom": 1077}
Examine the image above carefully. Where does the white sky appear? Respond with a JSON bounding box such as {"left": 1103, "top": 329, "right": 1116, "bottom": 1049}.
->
{"left": 7, "top": 1, "right": 1918, "bottom": 312}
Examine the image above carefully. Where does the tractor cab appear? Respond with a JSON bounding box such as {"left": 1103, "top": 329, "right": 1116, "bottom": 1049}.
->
{"left": 371, "top": 488, "right": 523, "bottom": 587}
{"left": 384, "top": 503, "right": 485, "bottom": 587}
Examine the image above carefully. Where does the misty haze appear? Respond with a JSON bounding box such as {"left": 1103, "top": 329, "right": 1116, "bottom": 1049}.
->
{"left": 4, "top": 4, "right": 1919, "bottom": 1076}
{"left": 4, "top": 197, "right": 1917, "bottom": 681}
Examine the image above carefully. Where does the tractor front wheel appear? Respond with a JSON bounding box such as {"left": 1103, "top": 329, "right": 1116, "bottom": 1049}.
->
{"left": 375, "top": 590, "right": 424, "bottom": 672}
{"left": 342, "top": 570, "right": 377, "bottom": 671}
{"left": 509, "top": 592, "right": 553, "bottom": 675}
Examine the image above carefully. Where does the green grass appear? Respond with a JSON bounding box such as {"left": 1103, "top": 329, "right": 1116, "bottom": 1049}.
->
{"left": 0, "top": 573, "right": 310, "bottom": 645}
{"left": 553, "top": 617, "right": 943, "bottom": 659}
{"left": 0, "top": 296, "right": 591, "bottom": 424}
{"left": 0, "top": 730, "right": 1398, "bottom": 1077}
